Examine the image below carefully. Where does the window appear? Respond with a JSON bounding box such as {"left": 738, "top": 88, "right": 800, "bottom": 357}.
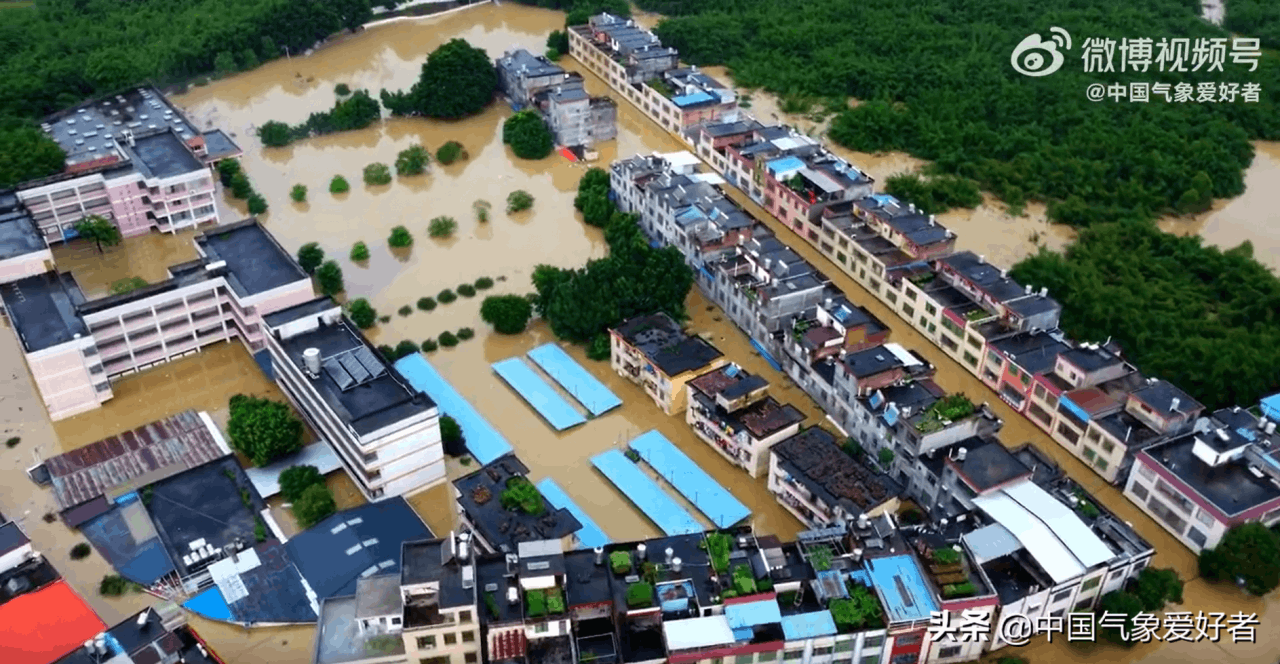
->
{"left": 735, "top": 656, "right": 754, "bottom": 664}
{"left": 534, "top": 623, "right": 549, "bottom": 633}
{"left": 459, "top": 610, "right": 472, "bottom": 623}
{"left": 1075, "top": 598, "right": 1094, "bottom": 612}
{"left": 1130, "top": 483, "right": 1149, "bottom": 501}
{"left": 863, "top": 635, "right": 884, "bottom": 648}
{"left": 784, "top": 650, "right": 804, "bottom": 660}
{"left": 891, "top": 655, "right": 918, "bottom": 664}
{"left": 1196, "top": 508, "right": 1214, "bottom": 526}
{"left": 391, "top": 617, "right": 401, "bottom": 625}
{"left": 443, "top": 634, "right": 457, "bottom": 645}
{"left": 1081, "top": 576, "right": 1102, "bottom": 592}
{"left": 962, "top": 351, "right": 978, "bottom": 367}
{"left": 1138, "top": 464, "right": 1156, "bottom": 481}
{"left": 1154, "top": 479, "right": 1194, "bottom": 513}
{"left": 1101, "top": 440, "right": 1116, "bottom": 454}
{"left": 1095, "top": 459, "right": 1109, "bottom": 472}
{"left": 416, "top": 636, "right": 436, "bottom": 649}
{"left": 860, "top": 657, "right": 880, "bottom": 664}
{"left": 464, "top": 654, "right": 477, "bottom": 664}
{"left": 461, "top": 631, "right": 475, "bottom": 643}
{"left": 938, "top": 646, "right": 962, "bottom": 658}
{"left": 833, "top": 641, "right": 854, "bottom": 653}
{"left": 1188, "top": 527, "right": 1208, "bottom": 548}
{"left": 1052, "top": 589, "right": 1073, "bottom": 604}
{"left": 419, "top": 658, "right": 449, "bottom": 664}
{"left": 813, "top": 646, "right": 833, "bottom": 656}
{"left": 925, "top": 304, "right": 937, "bottom": 315}
{"left": 758, "top": 652, "right": 778, "bottom": 662}
{"left": 1083, "top": 448, "right": 1096, "bottom": 461}
{"left": 896, "top": 634, "right": 922, "bottom": 646}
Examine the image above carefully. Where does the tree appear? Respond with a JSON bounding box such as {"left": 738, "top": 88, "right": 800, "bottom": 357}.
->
{"left": 428, "top": 216, "right": 457, "bottom": 238}
{"left": 545, "top": 48, "right": 561, "bottom": 61}
{"left": 574, "top": 167, "right": 614, "bottom": 226}
{"left": 227, "top": 394, "right": 304, "bottom": 467}
{"left": 507, "top": 190, "right": 534, "bottom": 213}
{"left": 293, "top": 483, "right": 336, "bottom": 528}
{"left": 240, "top": 48, "right": 259, "bottom": 70}
{"left": 380, "top": 38, "right": 497, "bottom": 119}
{"left": 388, "top": 225, "right": 413, "bottom": 248}
{"left": 546, "top": 30, "right": 570, "bottom": 55}
{"left": 363, "top": 162, "right": 392, "bottom": 185}
{"left": 1199, "top": 523, "right": 1280, "bottom": 595}
{"left": 350, "top": 241, "right": 369, "bottom": 261}
{"left": 502, "top": 110, "right": 553, "bottom": 160}
{"left": 74, "top": 215, "right": 121, "bottom": 253}
{"left": 347, "top": 298, "right": 377, "bottom": 328}
{"left": 330, "top": 175, "right": 350, "bottom": 194}
{"left": 480, "top": 295, "right": 534, "bottom": 334}
{"left": 316, "top": 260, "right": 345, "bottom": 295}
{"left": 230, "top": 172, "right": 254, "bottom": 199}
{"left": 1130, "top": 567, "right": 1183, "bottom": 610}
{"left": 1095, "top": 589, "right": 1145, "bottom": 646}
{"left": 439, "top": 414, "right": 465, "bottom": 456}
{"left": 297, "top": 242, "right": 325, "bottom": 274}
{"left": 279, "top": 465, "right": 324, "bottom": 502}
{"left": 394, "top": 340, "right": 420, "bottom": 359}
{"left": 247, "top": 193, "right": 268, "bottom": 215}
{"left": 436, "top": 141, "right": 465, "bottom": 164}
{"left": 214, "top": 51, "right": 237, "bottom": 75}
{"left": 395, "top": 144, "right": 431, "bottom": 175}
{"left": 0, "top": 125, "right": 65, "bottom": 187}
{"left": 258, "top": 121, "right": 292, "bottom": 147}
{"left": 290, "top": 184, "right": 308, "bottom": 202}
{"left": 335, "top": 83, "right": 352, "bottom": 96}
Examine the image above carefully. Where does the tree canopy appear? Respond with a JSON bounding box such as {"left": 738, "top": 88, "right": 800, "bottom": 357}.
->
{"left": 297, "top": 242, "right": 325, "bottom": 274}
{"left": 1199, "top": 523, "right": 1280, "bottom": 596}
{"left": 1225, "top": 0, "right": 1280, "bottom": 50}
{"left": 1010, "top": 220, "right": 1280, "bottom": 411}
{"left": 502, "top": 110, "right": 554, "bottom": 159}
{"left": 380, "top": 39, "right": 497, "bottom": 119}
{"left": 227, "top": 394, "right": 304, "bottom": 467}
{"left": 480, "top": 294, "right": 534, "bottom": 334}
{"left": 293, "top": 483, "right": 337, "bottom": 528}
{"left": 279, "top": 465, "right": 324, "bottom": 502}
{"left": 74, "top": 215, "right": 122, "bottom": 253}
{"left": 0, "top": 125, "right": 65, "bottom": 187}
{"left": 259, "top": 90, "right": 382, "bottom": 146}
{"left": 574, "top": 167, "right": 614, "bottom": 226}
{"left": 0, "top": 0, "right": 373, "bottom": 121}
{"left": 641, "top": 0, "right": 1279, "bottom": 227}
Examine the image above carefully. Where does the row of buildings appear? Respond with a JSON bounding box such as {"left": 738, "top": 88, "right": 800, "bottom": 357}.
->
{"left": 0, "top": 517, "right": 226, "bottom": 664}
{"left": 496, "top": 49, "right": 618, "bottom": 150}
{"left": 566, "top": 12, "right": 1280, "bottom": 556}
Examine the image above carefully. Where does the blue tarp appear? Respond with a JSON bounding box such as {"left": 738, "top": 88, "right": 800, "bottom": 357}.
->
{"left": 527, "top": 343, "right": 622, "bottom": 417}
{"left": 1261, "top": 393, "right": 1280, "bottom": 421}
{"left": 253, "top": 349, "right": 274, "bottom": 380}
{"left": 781, "top": 611, "right": 838, "bottom": 640}
{"left": 284, "top": 498, "right": 431, "bottom": 600}
{"left": 395, "top": 354, "right": 513, "bottom": 465}
{"left": 492, "top": 357, "right": 587, "bottom": 431}
{"left": 864, "top": 555, "right": 939, "bottom": 623}
{"left": 750, "top": 338, "right": 783, "bottom": 372}
{"left": 629, "top": 430, "right": 751, "bottom": 528}
{"left": 80, "top": 506, "right": 175, "bottom": 586}
{"left": 725, "top": 599, "right": 782, "bottom": 628}
{"left": 591, "top": 449, "right": 703, "bottom": 536}
{"left": 671, "top": 91, "right": 715, "bottom": 108}
{"left": 184, "top": 587, "right": 233, "bottom": 622}
{"left": 536, "top": 478, "right": 611, "bottom": 549}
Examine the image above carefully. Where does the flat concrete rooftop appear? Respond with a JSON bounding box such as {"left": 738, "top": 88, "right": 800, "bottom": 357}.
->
{"left": 197, "top": 220, "right": 308, "bottom": 297}
{"left": 131, "top": 130, "right": 204, "bottom": 180}
{"left": 0, "top": 192, "right": 46, "bottom": 262}
{"left": 0, "top": 271, "right": 88, "bottom": 352}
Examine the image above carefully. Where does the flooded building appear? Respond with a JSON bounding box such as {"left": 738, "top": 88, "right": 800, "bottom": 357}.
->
{"left": 0, "top": 219, "right": 314, "bottom": 420}
{"left": 399, "top": 534, "right": 481, "bottom": 664}
{"left": 496, "top": 49, "right": 617, "bottom": 148}
{"left": 685, "top": 363, "right": 805, "bottom": 478}
{"left": 610, "top": 312, "right": 726, "bottom": 416}
{"left": 17, "top": 85, "right": 241, "bottom": 243}
{"left": 452, "top": 454, "right": 583, "bottom": 555}
{"left": 766, "top": 426, "right": 902, "bottom": 528}
{"left": 569, "top": 14, "right": 742, "bottom": 136}
{"left": 0, "top": 191, "right": 54, "bottom": 283}
{"left": 263, "top": 298, "right": 445, "bottom": 500}
{"left": 53, "top": 603, "right": 227, "bottom": 664}
{"left": 1122, "top": 400, "right": 1280, "bottom": 552}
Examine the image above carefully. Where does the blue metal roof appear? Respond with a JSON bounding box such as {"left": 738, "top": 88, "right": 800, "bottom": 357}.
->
{"left": 864, "top": 555, "right": 939, "bottom": 624}
{"left": 285, "top": 498, "right": 432, "bottom": 599}
{"left": 766, "top": 156, "right": 805, "bottom": 175}
{"left": 781, "top": 611, "right": 838, "bottom": 640}
{"left": 1262, "top": 393, "right": 1280, "bottom": 421}
{"left": 725, "top": 599, "right": 783, "bottom": 628}
{"left": 672, "top": 91, "right": 715, "bottom": 108}
{"left": 872, "top": 194, "right": 898, "bottom": 205}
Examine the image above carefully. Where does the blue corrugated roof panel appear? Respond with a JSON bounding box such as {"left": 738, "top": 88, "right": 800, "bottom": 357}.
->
{"left": 766, "top": 156, "right": 805, "bottom": 175}
{"left": 672, "top": 91, "right": 715, "bottom": 108}
{"left": 1261, "top": 393, "right": 1280, "bottom": 421}
{"left": 864, "top": 555, "right": 940, "bottom": 624}
{"left": 780, "top": 611, "right": 838, "bottom": 640}
{"left": 725, "top": 599, "right": 783, "bottom": 628}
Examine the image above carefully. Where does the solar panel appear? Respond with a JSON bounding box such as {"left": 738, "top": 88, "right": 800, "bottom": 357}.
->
{"left": 323, "top": 357, "right": 355, "bottom": 390}
{"left": 338, "top": 351, "right": 371, "bottom": 384}
{"left": 353, "top": 346, "right": 387, "bottom": 379}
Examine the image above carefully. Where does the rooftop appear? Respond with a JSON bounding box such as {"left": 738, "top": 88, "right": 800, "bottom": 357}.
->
{"left": 263, "top": 296, "right": 338, "bottom": 328}
{"left": 0, "top": 580, "right": 105, "bottom": 664}
{"left": 842, "top": 343, "right": 924, "bottom": 379}
{"left": 864, "top": 554, "right": 940, "bottom": 624}
{"left": 454, "top": 455, "right": 582, "bottom": 554}
{"left": 130, "top": 130, "right": 204, "bottom": 179}
{"left": 991, "top": 332, "right": 1070, "bottom": 375}
{"left": 944, "top": 438, "right": 1032, "bottom": 493}
{"left": 938, "top": 251, "right": 1032, "bottom": 303}
{"left": 55, "top": 604, "right": 218, "bottom": 664}
{"left": 0, "top": 556, "right": 58, "bottom": 606}
{"left": 0, "top": 522, "right": 29, "bottom": 559}
{"left": 473, "top": 555, "right": 523, "bottom": 626}
{"left": 772, "top": 428, "right": 902, "bottom": 515}
{"left": 613, "top": 313, "right": 723, "bottom": 377}
{"left": 561, "top": 549, "right": 612, "bottom": 608}
{"left": 42, "top": 86, "right": 200, "bottom": 167}
{"left": 401, "top": 537, "right": 475, "bottom": 609}
{"left": 1058, "top": 344, "right": 1124, "bottom": 374}
{"left": 498, "top": 48, "right": 565, "bottom": 80}
{"left": 314, "top": 595, "right": 406, "bottom": 664}
{"left": 286, "top": 498, "right": 431, "bottom": 600}
{"left": 1095, "top": 410, "right": 1164, "bottom": 449}
{"left": 1141, "top": 432, "right": 1280, "bottom": 516}
{"left": 689, "top": 364, "right": 769, "bottom": 404}
{"left": 277, "top": 316, "right": 434, "bottom": 436}
{"left": 0, "top": 193, "right": 46, "bottom": 262}
{"left": 195, "top": 219, "right": 309, "bottom": 297}
{"left": 201, "top": 129, "right": 242, "bottom": 161}
{"left": 1130, "top": 379, "right": 1203, "bottom": 418}
{"left": 0, "top": 271, "right": 88, "bottom": 352}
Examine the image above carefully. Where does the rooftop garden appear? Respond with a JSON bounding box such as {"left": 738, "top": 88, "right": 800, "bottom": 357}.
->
{"left": 645, "top": 77, "right": 675, "bottom": 98}
{"left": 610, "top": 551, "right": 632, "bottom": 575}
{"left": 830, "top": 581, "right": 884, "bottom": 632}
{"left": 526, "top": 587, "right": 565, "bottom": 617}
{"left": 964, "top": 308, "right": 991, "bottom": 322}
{"left": 1074, "top": 488, "right": 1101, "bottom": 519}
{"left": 731, "top": 564, "right": 757, "bottom": 596}
{"left": 807, "top": 545, "right": 834, "bottom": 572}
{"left": 908, "top": 272, "right": 936, "bottom": 286}
{"left": 627, "top": 581, "right": 654, "bottom": 609}
{"left": 784, "top": 173, "right": 807, "bottom": 195}
{"left": 500, "top": 477, "right": 545, "bottom": 515}
{"left": 484, "top": 591, "right": 500, "bottom": 620}
{"left": 704, "top": 532, "right": 733, "bottom": 574}
{"left": 915, "top": 393, "right": 977, "bottom": 433}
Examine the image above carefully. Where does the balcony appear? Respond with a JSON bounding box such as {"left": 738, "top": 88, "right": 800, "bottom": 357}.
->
{"left": 404, "top": 600, "right": 457, "bottom": 630}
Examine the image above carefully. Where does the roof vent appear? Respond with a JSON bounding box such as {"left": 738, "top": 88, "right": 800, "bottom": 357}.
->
{"left": 303, "top": 348, "right": 321, "bottom": 377}
{"left": 956, "top": 447, "right": 968, "bottom": 462}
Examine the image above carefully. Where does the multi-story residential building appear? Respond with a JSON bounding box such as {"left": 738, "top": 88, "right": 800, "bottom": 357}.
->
{"left": 767, "top": 426, "right": 902, "bottom": 528}
{"left": 0, "top": 219, "right": 314, "bottom": 420}
{"left": 19, "top": 86, "right": 241, "bottom": 243}
{"left": 495, "top": 49, "right": 617, "bottom": 148}
{"left": 569, "top": 14, "right": 739, "bottom": 135}
{"left": 0, "top": 193, "right": 54, "bottom": 283}
{"left": 903, "top": 528, "right": 999, "bottom": 664}
{"left": 262, "top": 297, "right": 444, "bottom": 501}
{"left": 1123, "top": 403, "right": 1280, "bottom": 552}
{"left": 611, "top": 312, "right": 726, "bottom": 415}
{"left": 685, "top": 363, "right": 805, "bottom": 477}
{"left": 314, "top": 574, "right": 408, "bottom": 664}
{"left": 452, "top": 454, "right": 583, "bottom": 555}
{"left": 979, "top": 330, "right": 1071, "bottom": 412}
{"left": 54, "top": 603, "right": 227, "bottom": 664}
{"left": 400, "top": 534, "right": 482, "bottom": 664}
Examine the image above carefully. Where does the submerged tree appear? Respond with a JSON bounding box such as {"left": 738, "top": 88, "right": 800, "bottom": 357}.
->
{"left": 74, "top": 215, "right": 122, "bottom": 253}
{"left": 380, "top": 39, "right": 498, "bottom": 119}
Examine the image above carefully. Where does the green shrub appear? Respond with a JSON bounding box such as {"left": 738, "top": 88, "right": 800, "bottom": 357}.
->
{"left": 436, "top": 141, "right": 465, "bottom": 165}
{"left": 316, "top": 260, "right": 344, "bottom": 295}
{"left": 438, "top": 289, "right": 457, "bottom": 304}
{"left": 439, "top": 331, "right": 459, "bottom": 347}
{"left": 480, "top": 294, "right": 533, "bottom": 334}
{"left": 421, "top": 339, "right": 439, "bottom": 353}
{"left": 379, "top": 315, "right": 391, "bottom": 323}
{"left": 610, "top": 551, "right": 631, "bottom": 574}
{"left": 502, "top": 110, "right": 553, "bottom": 160}
{"left": 457, "top": 327, "right": 475, "bottom": 340}
{"left": 546, "top": 588, "right": 565, "bottom": 614}
{"left": 330, "top": 175, "right": 350, "bottom": 194}
{"left": 398, "top": 305, "right": 413, "bottom": 316}
{"left": 545, "top": 47, "right": 561, "bottom": 61}
{"left": 293, "top": 483, "right": 336, "bottom": 528}
{"left": 932, "top": 547, "right": 960, "bottom": 566}
{"left": 395, "top": 144, "right": 431, "bottom": 176}
{"left": 335, "top": 83, "right": 351, "bottom": 96}
{"left": 99, "top": 575, "right": 137, "bottom": 596}
{"left": 247, "top": 193, "right": 268, "bottom": 215}
{"left": 417, "top": 297, "right": 437, "bottom": 311}
{"left": 227, "top": 394, "right": 303, "bottom": 466}
{"left": 395, "top": 340, "right": 420, "bottom": 359}
{"left": 254, "top": 518, "right": 267, "bottom": 542}
{"left": 474, "top": 277, "right": 494, "bottom": 290}
{"left": 229, "top": 172, "right": 253, "bottom": 199}
{"left": 428, "top": 216, "right": 458, "bottom": 238}
{"left": 279, "top": 465, "right": 325, "bottom": 502}
{"left": 70, "top": 543, "right": 92, "bottom": 560}
{"left": 587, "top": 333, "right": 611, "bottom": 361}
{"left": 347, "top": 298, "right": 377, "bottom": 328}
{"left": 474, "top": 200, "right": 490, "bottom": 222}
{"left": 526, "top": 589, "right": 547, "bottom": 617}
{"left": 507, "top": 190, "right": 534, "bottom": 213}
{"left": 626, "top": 582, "right": 653, "bottom": 608}
{"left": 350, "top": 241, "right": 370, "bottom": 261}
{"left": 457, "top": 283, "right": 477, "bottom": 297}
{"left": 363, "top": 162, "right": 392, "bottom": 185}
{"left": 3, "top": 437, "right": 19, "bottom": 448}
{"left": 297, "top": 242, "right": 325, "bottom": 274}
{"left": 388, "top": 225, "right": 413, "bottom": 248}
{"left": 378, "top": 344, "right": 396, "bottom": 361}
{"left": 290, "top": 184, "right": 307, "bottom": 202}
{"left": 440, "top": 415, "right": 462, "bottom": 444}
{"left": 499, "top": 476, "right": 543, "bottom": 514}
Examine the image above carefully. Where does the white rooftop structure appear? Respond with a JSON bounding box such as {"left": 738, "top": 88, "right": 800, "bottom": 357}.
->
{"left": 660, "top": 150, "right": 702, "bottom": 172}
{"left": 971, "top": 480, "right": 1115, "bottom": 584}
{"left": 884, "top": 343, "right": 924, "bottom": 368}
{"left": 663, "top": 615, "right": 736, "bottom": 651}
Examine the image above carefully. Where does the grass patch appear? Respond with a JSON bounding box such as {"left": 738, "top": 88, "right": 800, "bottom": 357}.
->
{"left": 109, "top": 276, "right": 148, "bottom": 295}
{"left": 500, "top": 476, "right": 543, "bottom": 514}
